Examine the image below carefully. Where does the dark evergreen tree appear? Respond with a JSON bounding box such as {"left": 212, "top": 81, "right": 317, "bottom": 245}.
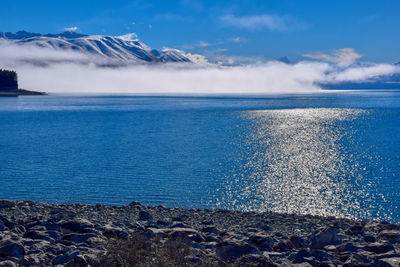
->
{"left": 0, "top": 69, "right": 18, "bottom": 91}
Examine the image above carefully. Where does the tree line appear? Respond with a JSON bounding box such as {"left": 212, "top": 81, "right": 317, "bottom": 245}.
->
{"left": 0, "top": 69, "right": 19, "bottom": 91}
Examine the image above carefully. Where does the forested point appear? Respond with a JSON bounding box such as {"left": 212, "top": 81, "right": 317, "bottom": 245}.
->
{"left": 0, "top": 69, "right": 19, "bottom": 91}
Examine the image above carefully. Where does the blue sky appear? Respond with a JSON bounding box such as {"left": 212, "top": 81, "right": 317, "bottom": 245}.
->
{"left": 1, "top": 0, "right": 399, "bottom": 63}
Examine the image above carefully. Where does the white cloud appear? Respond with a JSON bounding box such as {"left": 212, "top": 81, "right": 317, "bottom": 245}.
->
{"left": 64, "top": 26, "right": 78, "bottom": 32}
{"left": 327, "top": 64, "right": 399, "bottom": 82}
{"left": 220, "top": 14, "right": 307, "bottom": 31}
{"left": 303, "top": 48, "right": 363, "bottom": 66}
{"left": 198, "top": 41, "right": 210, "bottom": 47}
{"left": 179, "top": 52, "right": 215, "bottom": 66}
{"left": 229, "top": 37, "right": 243, "bottom": 43}
{"left": 117, "top": 33, "right": 138, "bottom": 41}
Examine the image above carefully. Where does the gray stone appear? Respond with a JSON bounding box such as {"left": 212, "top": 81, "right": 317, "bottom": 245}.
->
{"left": 170, "top": 227, "right": 199, "bottom": 240}
{"left": 346, "top": 225, "right": 364, "bottom": 235}
{"left": 289, "top": 235, "right": 307, "bottom": 249}
{"left": 292, "top": 249, "right": 311, "bottom": 263}
{"left": 138, "top": 210, "right": 153, "bottom": 221}
{"left": 0, "top": 242, "right": 25, "bottom": 258}
{"left": 376, "top": 257, "right": 400, "bottom": 267}
{"left": 65, "top": 254, "right": 88, "bottom": 267}
{"left": 52, "top": 251, "right": 80, "bottom": 265}
{"left": 0, "top": 200, "right": 15, "bottom": 210}
{"left": 0, "top": 220, "right": 4, "bottom": 231}
{"left": 364, "top": 235, "right": 376, "bottom": 243}
{"left": 201, "top": 226, "right": 220, "bottom": 235}
{"left": 170, "top": 222, "right": 189, "bottom": 228}
{"left": 379, "top": 230, "right": 400, "bottom": 243}
{"left": 310, "top": 227, "right": 341, "bottom": 249}
{"left": 372, "top": 259, "right": 396, "bottom": 267}
{"left": 0, "top": 260, "right": 17, "bottom": 267}
{"left": 342, "top": 253, "right": 371, "bottom": 267}
{"left": 42, "top": 222, "right": 61, "bottom": 231}
{"left": 375, "top": 253, "right": 400, "bottom": 260}
{"left": 273, "top": 240, "right": 294, "bottom": 251}
{"left": 62, "top": 233, "right": 96, "bottom": 244}
{"left": 12, "top": 225, "right": 25, "bottom": 235}
{"left": 205, "top": 233, "right": 219, "bottom": 242}
{"left": 292, "top": 263, "right": 313, "bottom": 267}
{"left": 248, "top": 234, "right": 275, "bottom": 251}
{"left": 24, "top": 230, "right": 52, "bottom": 241}
{"left": 216, "top": 241, "right": 260, "bottom": 262}
{"left": 364, "top": 242, "right": 395, "bottom": 254}
{"left": 60, "top": 220, "right": 94, "bottom": 233}
{"left": 102, "top": 228, "right": 129, "bottom": 238}
{"left": 0, "top": 216, "right": 12, "bottom": 229}
{"left": 46, "top": 230, "right": 62, "bottom": 240}
{"left": 337, "top": 242, "right": 358, "bottom": 252}
{"left": 129, "top": 201, "right": 142, "bottom": 206}
{"left": 310, "top": 249, "right": 333, "bottom": 262}
{"left": 254, "top": 223, "right": 271, "bottom": 232}
{"left": 186, "top": 233, "right": 205, "bottom": 243}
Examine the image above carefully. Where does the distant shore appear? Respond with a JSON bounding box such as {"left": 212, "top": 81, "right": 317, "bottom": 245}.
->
{"left": 0, "top": 200, "right": 399, "bottom": 266}
{"left": 0, "top": 89, "right": 46, "bottom": 96}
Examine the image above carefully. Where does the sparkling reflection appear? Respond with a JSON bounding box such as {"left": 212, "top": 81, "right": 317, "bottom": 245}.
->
{"left": 216, "top": 108, "right": 381, "bottom": 220}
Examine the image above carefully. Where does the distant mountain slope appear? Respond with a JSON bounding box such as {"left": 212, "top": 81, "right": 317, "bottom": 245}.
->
{"left": 0, "top": 31, "right": 191, "bottom": 65}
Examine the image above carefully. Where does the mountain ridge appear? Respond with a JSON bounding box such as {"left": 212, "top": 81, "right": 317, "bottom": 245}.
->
{"left": 0, "top": 31, "right": 191, "bottom": 65}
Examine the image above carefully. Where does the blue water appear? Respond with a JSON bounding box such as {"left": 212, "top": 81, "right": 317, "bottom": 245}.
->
{"left": 0, "top": 92, "right": 399, "bottom": 223}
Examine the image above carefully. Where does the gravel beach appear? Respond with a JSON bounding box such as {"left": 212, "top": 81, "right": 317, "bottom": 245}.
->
{"left": 0, "top": 200, "right": 399, "bottom": 266}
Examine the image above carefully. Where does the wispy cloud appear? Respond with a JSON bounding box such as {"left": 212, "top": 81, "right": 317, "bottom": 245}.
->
{"left": 64, "top": 26, "right": 78, "bottom": 32}
{"left": 303, "top": 48, "right": 362, "bottom": 66}
{"left": 117, "top": 33, "right": 139, "bottom": 41}
{"left": 181, "top": 40, "right": 221, "bottom": 50}
{"left": 220, "top": 14, "right": 307, "bottom": 31}
{"left": 228, "top": 37, "right": 244, "bottom": 43}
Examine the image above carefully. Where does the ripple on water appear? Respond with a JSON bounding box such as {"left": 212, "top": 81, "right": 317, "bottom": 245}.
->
{"left": 215, "top": 108, "right": 393, "bottom": 221}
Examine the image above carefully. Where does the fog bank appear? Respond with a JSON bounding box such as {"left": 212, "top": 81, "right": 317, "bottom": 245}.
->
{"left": 1, "top": 42, "right": 399, "bottom": 94}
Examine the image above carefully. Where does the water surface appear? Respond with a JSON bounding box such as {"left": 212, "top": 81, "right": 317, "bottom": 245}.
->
{"left": 0, "top": 92, "right": 399, "bottom": 223}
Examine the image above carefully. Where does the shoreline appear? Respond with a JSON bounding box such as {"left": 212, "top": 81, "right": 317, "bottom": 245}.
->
{"left": 1, "top": 200, "right": 399, "bottom": 266}
{"left": 0, "top": 89, "right": 46, "bottom": 96}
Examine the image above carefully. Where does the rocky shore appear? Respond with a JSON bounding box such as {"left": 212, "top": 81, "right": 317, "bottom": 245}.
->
{"left": 0, "top": 200, "right": 399, "bottom": 266}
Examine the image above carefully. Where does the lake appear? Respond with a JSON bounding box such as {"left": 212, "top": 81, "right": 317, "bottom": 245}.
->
{"left": 0, "top": 91, "right": 399, "bottom": 223}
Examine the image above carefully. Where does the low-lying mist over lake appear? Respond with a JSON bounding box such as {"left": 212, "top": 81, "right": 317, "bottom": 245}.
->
{"left": 1, "top": 40, "right": 399, "bottom": 95}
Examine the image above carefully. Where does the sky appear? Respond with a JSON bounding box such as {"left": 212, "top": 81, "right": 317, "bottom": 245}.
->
{"left": 1, "top": 0, "right": 399, "bottom": 64}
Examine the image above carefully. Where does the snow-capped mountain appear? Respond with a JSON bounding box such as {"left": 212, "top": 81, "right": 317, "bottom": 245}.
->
{"left": 0, "top": 31, "right": 191, "bottom": 65}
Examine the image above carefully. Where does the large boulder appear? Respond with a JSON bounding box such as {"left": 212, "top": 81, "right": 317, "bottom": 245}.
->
{"left": 0, "top": 242, "right": 25, "bottom": 258}
{"left": 364, "top": 242, "right": 395, "bottom": 254}
{"left": 310, "top": 227, "right": 341, "bottom": 249}
{"left": 0, "top": 261, "right": 17, "bottom": 267}
{"left": 379, "top": 230, "right": 400, "bottom": 243}
{"left": 60, "top": 219, "right": 94, "bottom": 233}
{"left": 216, "top": 241, "right": 260, "bottom": 262}
{"left": 52, "top": 251, "right": 80, "bottom": 265}
{"left": 138, "top": 210, "right": 153, "bottom": 221}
